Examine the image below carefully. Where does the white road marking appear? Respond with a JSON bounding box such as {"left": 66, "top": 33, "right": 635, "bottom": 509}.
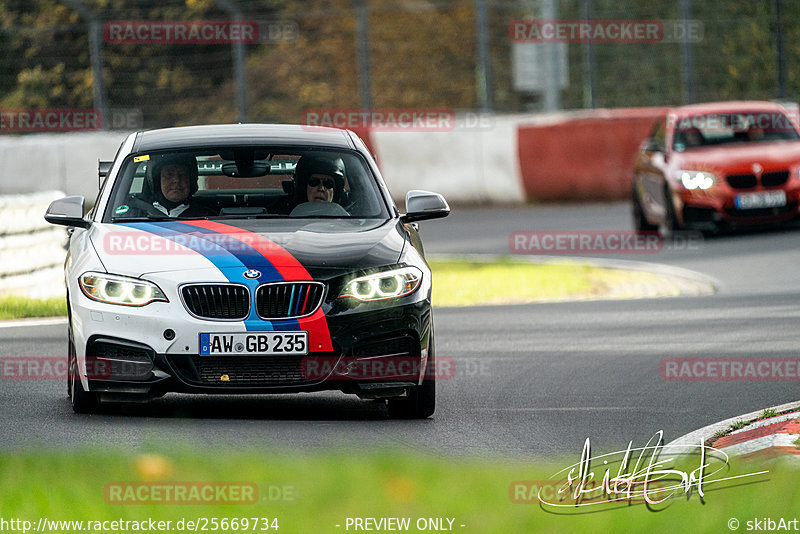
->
{"left": 0, "top": 317, "right": 67, "bottom": 329}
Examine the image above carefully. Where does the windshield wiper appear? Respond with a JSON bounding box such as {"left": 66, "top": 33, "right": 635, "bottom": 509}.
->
{"left": 112, "top": 215, "right": 217, "bottom": 222}
{"left": 288, "top": 215, "right": 351, "bottom": 219}
{"left": 205, "top": 214, "right": 286, "bottom": 220}
{"left": 111, "top": 216, "right": 172, "bottom": 222}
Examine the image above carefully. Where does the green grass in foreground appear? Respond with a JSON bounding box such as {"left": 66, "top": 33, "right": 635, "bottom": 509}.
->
{"left": 0, "top": 295, "right": 66, "bottom": 319}
{"left": 429, "top": 259, "right": 675, "bottom": 307}
{"left": 0, "top": 448, "right": 795, "bottom": 534}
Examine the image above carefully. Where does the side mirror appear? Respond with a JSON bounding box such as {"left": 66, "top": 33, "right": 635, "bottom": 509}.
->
{"left": 45, "top": 196, "right": 91, "bottom": 229}
{"left": 644, "top": 139, "right": 664, "bottom": 153}
{"left": 401, "top": 190, "right": 450, "bottom": 223}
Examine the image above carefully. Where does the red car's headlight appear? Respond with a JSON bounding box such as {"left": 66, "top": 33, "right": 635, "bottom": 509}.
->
{"left": 676, "top": 170, "right": 716, "bottom": 190}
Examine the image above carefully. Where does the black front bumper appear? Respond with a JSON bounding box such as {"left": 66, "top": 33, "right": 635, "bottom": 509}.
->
{"left": 85, "top": 300, "right": 432, "bottom": 400}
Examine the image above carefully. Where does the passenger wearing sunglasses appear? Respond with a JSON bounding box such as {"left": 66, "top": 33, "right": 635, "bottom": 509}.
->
{"left": 307, "top": 174, "right": 338, "bottom": 202}
{"left": 291, "top": 155, "right": 346, "bottom": 207}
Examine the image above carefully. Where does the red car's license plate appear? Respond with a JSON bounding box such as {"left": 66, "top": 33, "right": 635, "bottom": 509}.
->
{"left": 734, "top": 191, "right": 787, "bottom": 210}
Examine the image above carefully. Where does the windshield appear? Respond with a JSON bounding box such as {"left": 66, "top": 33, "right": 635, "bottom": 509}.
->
{"left": 103, "top": 147, "right": 389, "bottom": 223}
{"left": 671, "top": 111, "right": 800, "bottom": 152}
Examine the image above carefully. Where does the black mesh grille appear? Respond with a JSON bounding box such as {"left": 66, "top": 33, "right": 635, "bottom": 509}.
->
{"left": 726, "top": 174, "right": 757, "bottom": 189}
{"left": 761, "top": 170, "right": 789, "bottom": 187}
{"left": 85, "top": 339, "right": 154, "bottom": 380}
{"left": 166, "top": 349, "right": 342, "bottom": 387}
{"left": 193, "top": 355, "right": 305, "bottom": 384}
{"left": 88, "top": 341, "right": 152, "bottom": 362}
{"left": 167, "top": 355, "right": 318, "bottom": 386}
{"left": 255, "top": 282, "right": 325, "bottom": 319}
{"left": 181, "top": 284, "right": 249, "bottom": 320}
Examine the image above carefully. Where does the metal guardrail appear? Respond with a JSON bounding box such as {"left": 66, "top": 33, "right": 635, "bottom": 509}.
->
{"left": 0, "top": 191, "right": 68, "bottom": 299}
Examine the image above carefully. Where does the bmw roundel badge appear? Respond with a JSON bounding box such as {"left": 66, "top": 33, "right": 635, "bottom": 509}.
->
{"left": 243, "top": 269, "right": 261, "bottom": 279}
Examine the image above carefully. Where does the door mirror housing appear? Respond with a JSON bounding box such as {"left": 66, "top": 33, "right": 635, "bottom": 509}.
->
{"left": 401, "top": 190, "right": 450, "bottom": 223}
{"left": 44, "top": 196, "right": 91, "bottom": 229}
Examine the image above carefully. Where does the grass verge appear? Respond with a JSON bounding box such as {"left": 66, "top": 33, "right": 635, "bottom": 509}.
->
{"left": 0, "top": 295, "right": 66, "bottom": 319}
{"left": 0, "top": 448, "right": 793, "bottom": 534}
{"left": 430, "top": 258, "right": 684, "bottom": 307}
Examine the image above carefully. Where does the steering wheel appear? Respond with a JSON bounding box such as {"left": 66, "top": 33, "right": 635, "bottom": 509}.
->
{"left": 127, "top": 197, "right": 170, "bottom": 218}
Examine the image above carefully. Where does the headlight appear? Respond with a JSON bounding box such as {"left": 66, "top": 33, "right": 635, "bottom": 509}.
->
{"left": 339, "top": 266, "right": 423, "bottom": 302}
{"left": 677, "top": 170, "right": 716, "bottom": 190}
{"left": 79, "top": 272, "right": 168, "bottom": 306}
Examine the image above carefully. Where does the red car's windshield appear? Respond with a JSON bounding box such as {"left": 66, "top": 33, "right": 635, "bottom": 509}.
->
{"left": 671, "top": 111, "right": 800, "bottom": 151}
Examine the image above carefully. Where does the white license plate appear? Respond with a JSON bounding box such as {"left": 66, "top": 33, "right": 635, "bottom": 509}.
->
{"left": 735, "top": 191, "right": 787, "bottom": 210}
{"left": 199, "top": 332, "right": 308, "bottom": 355}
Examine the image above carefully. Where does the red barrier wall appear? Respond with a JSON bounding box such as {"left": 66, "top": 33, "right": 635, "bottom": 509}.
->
{"left": 517, "top": 107, "right": 668, "bottom": 202}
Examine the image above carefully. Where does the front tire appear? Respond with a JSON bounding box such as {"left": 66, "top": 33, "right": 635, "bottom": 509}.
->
{"left": 388, "top": 334, "right": 436, "bottom": 419}
{"left": 67, "top": 328, "right": 74, "bottom": 398}
{"left": 660, "top": 187, "right": 681, "bottom": 238}
{"left": 68, "top": 338, "right": 98, "bottom": 414}
{"left": 632, "top": 190, "right": 657, "bottom": 232}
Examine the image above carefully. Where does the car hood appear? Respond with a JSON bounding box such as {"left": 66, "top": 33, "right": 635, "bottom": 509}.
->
{"left": 90, "top": 218, "right": 407, "bottom": 281}
{"left": 670, "top": 141, "right": 800, "bottom": 173}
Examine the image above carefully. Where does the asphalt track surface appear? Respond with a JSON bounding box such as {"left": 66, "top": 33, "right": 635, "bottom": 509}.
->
{"left": 2, "top": 202, "right": 799, "bottom": 458}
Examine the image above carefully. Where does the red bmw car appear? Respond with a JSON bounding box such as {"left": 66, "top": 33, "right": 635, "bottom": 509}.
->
{"left": 632, "top": 100, "right": 800, "bottom": 234}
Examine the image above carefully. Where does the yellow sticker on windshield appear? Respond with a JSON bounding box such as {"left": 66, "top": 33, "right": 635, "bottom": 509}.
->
{"left": 134, "top": 155, "right": 150, "bottom": 162}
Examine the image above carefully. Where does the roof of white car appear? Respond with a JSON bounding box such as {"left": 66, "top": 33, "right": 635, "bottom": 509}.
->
{"left": 133, "top": 123, "right": 356, "bottom": 152}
